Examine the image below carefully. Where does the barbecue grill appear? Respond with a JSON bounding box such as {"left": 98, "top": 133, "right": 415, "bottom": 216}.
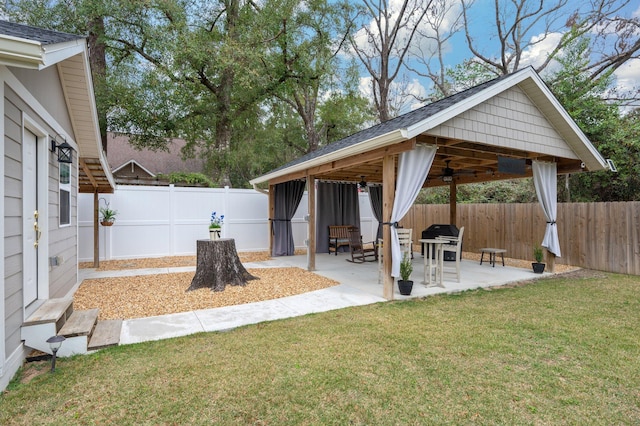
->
{"left": 421, "top": 224, "right": 460, "bottom": 261}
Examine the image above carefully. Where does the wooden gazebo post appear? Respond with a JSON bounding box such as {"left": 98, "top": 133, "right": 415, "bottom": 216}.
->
{"left": 449, "top": 181, "right": 457, "bottom": 226}
{"left": 307, "top": 174, "right": 316, "bottom": 271}
{"left": 93, "top": 189, "right": 99, "bottom": 267}
{"left": 382, "top": 154, "right": 396, "bottom": 300}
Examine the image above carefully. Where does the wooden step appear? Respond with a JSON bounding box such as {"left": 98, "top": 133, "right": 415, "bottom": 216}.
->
{"left": 58, "top": 309, "right": 99, "bottom": 338}
{"left": 23, "top": 298, "right": 73, "bottom": 326}
{"left": 88, "top": 320, "right": 122, "bottom": 351}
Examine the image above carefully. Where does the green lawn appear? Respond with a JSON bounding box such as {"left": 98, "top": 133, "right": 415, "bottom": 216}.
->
{"left": 2, "top": 272, "right": 639, "bottom": 425}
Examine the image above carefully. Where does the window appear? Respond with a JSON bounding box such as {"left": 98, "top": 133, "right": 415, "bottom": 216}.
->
{"left": 59, "top": 163, "right": 70, "bottom": 225}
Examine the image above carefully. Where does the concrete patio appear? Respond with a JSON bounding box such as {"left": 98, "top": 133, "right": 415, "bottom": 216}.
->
{"left": 246, "top": 251, "right": 545, "bottom": 301}
{"left": 79, "top": 250, "right": 550, "bottom": 346}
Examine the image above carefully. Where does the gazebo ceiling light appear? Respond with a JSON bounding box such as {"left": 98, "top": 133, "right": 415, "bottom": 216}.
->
{"left": 359, "top": 176, "right": 367, "bottom": 189}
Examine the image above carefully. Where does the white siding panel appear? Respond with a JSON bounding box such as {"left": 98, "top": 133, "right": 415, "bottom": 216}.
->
{"left": 9, "top": 66, "right": 74, "bottom": 137}
{"left": 4, "top": 266, "right": 21, "bottom": 298}
{"left": 4, "top": 85, "right": 79, "bottom": 312}
{"left": 4, "top": 289, "right": 23, "bottom": 357}
{"left": 428, "top": 86, "right": 579, "bottom": 159}
{"left": 5, "top": 92, "right": 24, "bottom": 359}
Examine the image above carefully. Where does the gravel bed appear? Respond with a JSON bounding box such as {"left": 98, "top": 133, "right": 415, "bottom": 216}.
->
{"left": 78, "top": 251, "right": 271, "bottom": 271}
{"left": 75, "top": 267, "right": 338, "bottom": 320}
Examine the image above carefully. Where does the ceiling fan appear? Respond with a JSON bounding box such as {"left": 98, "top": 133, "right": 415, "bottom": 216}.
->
{"left": 441, "top": 161, "right": 455, "bottom": 182}
{"left": 438, "top": 160, "right": 475, "bottom": 183}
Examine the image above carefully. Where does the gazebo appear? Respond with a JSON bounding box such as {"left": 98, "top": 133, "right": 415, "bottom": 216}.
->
{"left": 250, "top": 67, "right": 610, "bottom": 300}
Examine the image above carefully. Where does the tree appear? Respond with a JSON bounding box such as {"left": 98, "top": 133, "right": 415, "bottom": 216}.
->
{"left": 7, "top": 0, "right": 359, "bottom": 186}
{"left": 104, "top": 0, "right": 294, "bottom": 186}
{"left": 4, "top": 0, "right": 111, "bottom": 151}
{"left": 270, "top": 0, "right": 371, "bottom": 154}
{"left": 550, "top": 37, "right": 640, "bottom": 201}
{"left": 460, "top": 0, "right": 640, "bottom": 82}
{"left": 405, "top": 0, "right": 466, "bottom": 99}
{"left": 348, "top": 0, "right": 433, "bottom": 122}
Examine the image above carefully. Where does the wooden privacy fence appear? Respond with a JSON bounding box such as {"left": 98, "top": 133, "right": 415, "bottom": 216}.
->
{"left": 401, "top": 202, "right": 640, "bottom": 275}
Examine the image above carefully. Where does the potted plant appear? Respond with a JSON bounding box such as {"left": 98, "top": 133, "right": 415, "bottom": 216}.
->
{"left": 99, "top": 206, "right": 117, "bottom": 226}
{"left": 209, "top": 211, "right": 224, "bottom": 240}
{"left": 398, "top": 254, "right": 414, "bottom": 295}
{"left": 532, "top": 246, "right": 545, "bottom": 273}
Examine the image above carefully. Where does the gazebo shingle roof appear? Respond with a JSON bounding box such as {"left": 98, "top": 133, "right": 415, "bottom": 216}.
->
{"left": 268, "top": 70, "right": 517, "bottom": 174}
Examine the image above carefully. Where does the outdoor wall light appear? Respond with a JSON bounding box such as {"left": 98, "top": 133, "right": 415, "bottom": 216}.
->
{"left": 50, "top": 136, "right": 74, "bottom": 164}
{"left": 46, "top": 335, "right": 66, "bottom": 372}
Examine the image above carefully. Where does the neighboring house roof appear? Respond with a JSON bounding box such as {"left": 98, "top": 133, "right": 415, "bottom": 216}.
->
{"left": 107, "top": 132, "right": 206, "bottom": 182}
{"left": 0, "top": 20, "right": 115, "bottom": 193}
{"left": 112, "top": 159, "right": 156, "bottom": 177}
{"left": 250, "top": 67, "right": 608, "bottom": 187}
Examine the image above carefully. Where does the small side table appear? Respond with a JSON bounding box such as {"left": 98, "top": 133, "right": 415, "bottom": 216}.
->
{"left": 480, "top": 248, "right": 507, "bottom": 267}
{"left": 419, "top": 239, "right": 446, "bottom": 286}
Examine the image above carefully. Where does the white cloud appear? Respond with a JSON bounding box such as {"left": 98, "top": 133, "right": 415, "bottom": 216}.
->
{"left": 519, "top": 31, "right": 564, "bottom": 72}
{"left": 348, "top": 0, "right": 463, "bottom": 60}
{"left": 359, "top": 76, "right": 374, "bottom": 99}
{"left": 358, "top": 76, "right": 429, "bottom": 116}
{"left": 614, "top": 58, "right": 640, "bottom": 93}
{"left": 406, "top": 78, "right": 428, "bottom": 99}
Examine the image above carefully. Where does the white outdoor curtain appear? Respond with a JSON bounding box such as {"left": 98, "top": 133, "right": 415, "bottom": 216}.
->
{"left": 532, "top": 160, "right": 561, "bottom": 257}
{"left": 390, "top": 144, "right": 437, "bottom": 277}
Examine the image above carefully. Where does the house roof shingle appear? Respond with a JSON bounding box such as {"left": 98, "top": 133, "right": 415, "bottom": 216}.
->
{"left": 0, "top": 20, "right": 83, "bottom": 44}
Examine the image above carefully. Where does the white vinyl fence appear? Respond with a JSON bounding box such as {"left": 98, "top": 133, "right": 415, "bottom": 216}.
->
{"left": 78, "top": 185, "right": 378, "bottom": 262}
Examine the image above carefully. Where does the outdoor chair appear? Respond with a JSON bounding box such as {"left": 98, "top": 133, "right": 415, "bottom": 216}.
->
{"left": 347, "top": 228, "right": 377, "bottom": 263}
{"left": 378, "top": 229, "right": 413, "bottom": 282}
{"left": 377, "top": 238, "right": 384, "bottom": 283}
{"left": 328, "top": 225, "right": 353, "bottom": 255}
{"left": 437, "top": 226, "right": 464, "bottom": 282}
{"left": 397, "top": 228, "right": 414, "bottom": 260}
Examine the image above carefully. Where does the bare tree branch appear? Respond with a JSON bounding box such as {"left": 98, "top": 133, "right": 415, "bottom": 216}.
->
{"left": 350, "top": 0, "right": 434, "bottom": 121}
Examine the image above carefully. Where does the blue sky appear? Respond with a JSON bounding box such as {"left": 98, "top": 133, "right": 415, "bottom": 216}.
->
{"left": 349, "top": 0, "right": 640, "bottom": 113}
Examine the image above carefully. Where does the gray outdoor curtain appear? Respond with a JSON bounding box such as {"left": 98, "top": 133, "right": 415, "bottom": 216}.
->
{"left": 316, "top": 182, "right": 361, "bottom": 253}
{"left": 533, "top": 160, "right": 561, "bottom": 257}
{"left": 368, "top": 185, "right": 383, "bottom": 240}
{"left": 390, "top": 144, "right": 436, "bottom": 277}
{"left": 272, "top": 180, "right": 306, "bottom": 256}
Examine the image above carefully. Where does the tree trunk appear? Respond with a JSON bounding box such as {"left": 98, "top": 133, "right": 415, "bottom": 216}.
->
{"left": 87, "top": 16, "right": 108, "bottom": 154}
{"left": 188, "top": 239, "right": 258, "bottom": 292}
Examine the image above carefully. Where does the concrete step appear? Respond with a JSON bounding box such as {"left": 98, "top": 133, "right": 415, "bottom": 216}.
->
{"left": 88, "top": 319, "right": 122, "bottom": 351}
{"left": 58, "top": 309, "right": 99, "bottom": 338}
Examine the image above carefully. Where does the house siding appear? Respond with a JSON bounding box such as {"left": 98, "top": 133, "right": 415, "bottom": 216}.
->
{"left": 3, "top": 83, "right": 79, "bottom": 359}
{"left": 10, "top": 66, "right": 74, "bottom": 138}
{"left": 4, "top": 93, "right": 23, "bottom": 359}
{"left": 427, "top": 86, "right": 579, "bottom": 159}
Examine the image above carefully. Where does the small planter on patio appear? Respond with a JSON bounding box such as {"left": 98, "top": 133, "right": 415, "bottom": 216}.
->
{"left": 397, "top": 279, "right": 413, "bottom": 295}
{"left": 398, "top": 254, "right": 413, "bottom": 295}
{"left": 532, "top": 246, "right": 546, "bottom": 273}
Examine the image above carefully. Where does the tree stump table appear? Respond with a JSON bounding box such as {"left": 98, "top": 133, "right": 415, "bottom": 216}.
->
{"left": 188, "top": 239, "right": 258, "bottom": 292}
